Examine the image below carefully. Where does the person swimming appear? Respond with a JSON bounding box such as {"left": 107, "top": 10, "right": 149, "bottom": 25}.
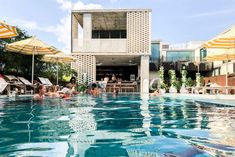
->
{"left": 33, "top": 84, "right": 46, "bottom": 101}
{"left": 150, "top": 89, "right": 161, "bottom": 96}
{"left": 48, "top": 85, "right": 61, "bottom": 98}
{"left": 90, "top": 83, "right": 100, "bottom": 96}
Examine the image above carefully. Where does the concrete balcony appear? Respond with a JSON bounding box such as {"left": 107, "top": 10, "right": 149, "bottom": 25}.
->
{"left": 72, "top": 39, "right": 127, "bottom": 53}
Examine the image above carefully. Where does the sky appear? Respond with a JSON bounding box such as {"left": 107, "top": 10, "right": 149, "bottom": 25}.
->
{"left": 1, "top": 0, "right": 235, "bottom": 53}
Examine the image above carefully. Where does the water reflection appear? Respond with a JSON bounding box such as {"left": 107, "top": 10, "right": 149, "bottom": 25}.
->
{"left": 0, "top": 95, "right": 234, "bottom": 156}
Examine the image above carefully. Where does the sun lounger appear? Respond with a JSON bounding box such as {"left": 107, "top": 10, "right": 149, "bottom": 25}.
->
{"left": 18, "top": 77, "right": 34, "bottom": 94}
{"left": 38, "top": 77, "right": 53, "bottom": 86}
{"left": 44, "top": 78, "right": 53, "bottom": 86}
{"left": 4, "top": 75, "right": 25, "bottom": 95}
{"left": 0, "top": 76, "right": 9, "bottom": 94}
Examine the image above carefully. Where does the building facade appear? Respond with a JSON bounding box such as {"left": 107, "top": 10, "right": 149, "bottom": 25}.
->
{"left": 71, "top": 9, "right": 151, "bottom": 95}
{"left": 150, "top": 41, "right": 213, "bottom": 79}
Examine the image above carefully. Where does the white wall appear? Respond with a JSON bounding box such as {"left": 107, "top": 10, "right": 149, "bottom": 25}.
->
{"left": 73, "top": 39, "right": 127, "bottom": 53}
{"left": 140, "top": 56, "right": 149, "bottom": 98}
{"left": 213, "top": 61, "right": 234, "bottom": 76}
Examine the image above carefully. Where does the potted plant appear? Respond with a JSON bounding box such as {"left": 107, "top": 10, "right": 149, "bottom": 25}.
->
{"left": 159, "top": 66, "right": 166, "bottom": 94}
{"left": 168, "top": 69, "right": 177, "bottom": 93}
{"left": 196, "top": 73, "right": 201, "bottom": 87}
{"left": 77, "top": 82, "right": 87, "bottom": 93}
{"left": 180, "top": 67, "right": 188, "bottom": 93}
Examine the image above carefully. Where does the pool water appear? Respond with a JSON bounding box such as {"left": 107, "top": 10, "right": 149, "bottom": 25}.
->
{"left": 0, "top": 94, "right": 235, "bottom": 157}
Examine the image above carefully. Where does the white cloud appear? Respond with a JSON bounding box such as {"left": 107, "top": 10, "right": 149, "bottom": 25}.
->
{"left": 10, "top": 19, "right": 54, "bottom": 33}
{"left": 9, "top": 0, "right": 103, "bottom": 53}
{"left": 55, "top": 0, "right": 103, "bottom": 53}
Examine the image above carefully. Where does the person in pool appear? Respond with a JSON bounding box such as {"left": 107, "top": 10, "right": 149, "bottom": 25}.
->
{"left": 48, "top": 85, "right": 61, "bottom": 98}
{"left": 33, "top": 84, "right": 46, "bottom": 101}
{"left": 90, "top": 83, "right": 100, "bottom": 96}
{"left": 150, "top": 89, "right": 161, "bottom": 96}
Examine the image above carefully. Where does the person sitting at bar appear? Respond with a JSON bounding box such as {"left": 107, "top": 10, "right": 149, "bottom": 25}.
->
{"left": 111, "top": 74, "right": 117, "bottom": 83}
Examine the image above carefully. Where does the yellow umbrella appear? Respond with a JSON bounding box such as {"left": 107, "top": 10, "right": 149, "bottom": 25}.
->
{"left": 203, "top": 25, "right": 235, "bottom": 91}
{"left": 5, "top": 37, "right": 61, "bottom": 84}
{"left": 0, "top": 21, "right": 18, "bottom": 38}
{"left": 203, "top": 25, "right": 235, "bottom": 49}
{"left": 41, "top": 53, "right": 76, "bottom": 84}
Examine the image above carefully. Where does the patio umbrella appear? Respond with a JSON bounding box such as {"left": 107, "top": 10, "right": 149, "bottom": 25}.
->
{"left": 5, "top": 37, "right": 61, "bottom": 84}
{"left": 0, "top": 20, "right": 18, "bottom": 38}
{"left": 41, "top": 53, "right": 76, "bottom": 84}
{"left": 203, "top": 26, "right": 235, "bottom": 49}
{"left": 203, "top": 25, "right": 235, "bottom": 91}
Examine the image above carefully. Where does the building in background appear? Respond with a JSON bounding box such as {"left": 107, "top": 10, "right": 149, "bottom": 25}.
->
{"left": 71, "top": 9, "right": 151, "bottom": 95}
{"left": 150, "top": 41, "right": 213, "bottom": 79}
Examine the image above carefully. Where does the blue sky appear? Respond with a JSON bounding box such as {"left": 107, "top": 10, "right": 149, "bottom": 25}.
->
{"left": 1, "top": 0, "right": 235, "bottom": 52}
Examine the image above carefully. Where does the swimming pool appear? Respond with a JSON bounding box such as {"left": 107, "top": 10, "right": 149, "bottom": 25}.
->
{"left": 0, "top": 94, "right": 235, "bottom": 157}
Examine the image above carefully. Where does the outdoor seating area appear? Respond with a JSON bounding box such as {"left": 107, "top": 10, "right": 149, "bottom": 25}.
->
{"left": 105, "top": 81, "right": 138, "bottom": 93}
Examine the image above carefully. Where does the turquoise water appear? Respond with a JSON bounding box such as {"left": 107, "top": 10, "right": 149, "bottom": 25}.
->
{"left": 0, "top": 94, "right": 235, "bottom": 157}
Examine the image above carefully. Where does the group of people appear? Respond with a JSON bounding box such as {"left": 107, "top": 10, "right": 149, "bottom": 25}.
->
{"left": 33, "top": 76, "right": 78, "bottom": 101}
{"left": 33, "top": 83, "right": 77, "bottom": 101}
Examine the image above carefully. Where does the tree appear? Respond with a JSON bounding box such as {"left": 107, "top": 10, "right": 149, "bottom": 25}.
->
{"left": 0, "top": 27, "right": 75, "bottom": 84}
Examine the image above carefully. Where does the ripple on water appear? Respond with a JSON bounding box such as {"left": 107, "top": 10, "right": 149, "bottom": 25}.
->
{"left": 0, "top": 95, "right": 235, "bottom": 156}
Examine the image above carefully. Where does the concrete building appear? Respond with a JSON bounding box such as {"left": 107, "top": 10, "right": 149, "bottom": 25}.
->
{"left": 149, "top": 40, "right": 212, "bottom": 79}
{"left": 71, "top": 9, "right": 151, "bottom": 95}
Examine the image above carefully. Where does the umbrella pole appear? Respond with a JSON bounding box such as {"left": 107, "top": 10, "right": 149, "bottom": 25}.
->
{"left": 57, "top": 60, "right": 58, "bottom": 85}
{"left": 31, "top": 51, "right": 35, "bottom": 85}
{"left": 226, "top": 61, "right": 228, "bottom": 94}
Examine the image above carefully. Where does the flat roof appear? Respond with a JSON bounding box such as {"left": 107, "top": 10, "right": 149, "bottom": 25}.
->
{"left": 72, "top": 8, "right": 152, "bottom": 13}
{"left": 166, "top": 49, "right": 195, "bottom": 52}
{"left": 152, "top": 40, "right": 161, "bottom": 43}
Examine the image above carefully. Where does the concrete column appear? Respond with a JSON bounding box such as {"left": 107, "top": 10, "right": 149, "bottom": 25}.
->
{"left": 71, "top": 14, "right": 78, "bottom": 52}
{"left": 72, "top": 14, "right": 78, "bottom": 39}
{"left": 83, "top": 13, "right": 92, "bottom": 40}
{"left": 93, "top": 56, "right": 96, "bottom": 83}
{"left": 140, "top": 55, "right": 149, "bottom": 100}
{"left": 83, "top": 13, "right": 92, "bottom": 52}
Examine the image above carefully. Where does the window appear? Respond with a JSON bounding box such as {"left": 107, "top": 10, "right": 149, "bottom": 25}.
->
{"left": 100, "top": 31, "right": 109, "bottom": 38}
{"left": 166, "top": 51, "right": 194, "bottom": 62}
{"left": 92, "top": 30, "right": 127, "bottom": 39}
{"left": 200, "top": 48, "right": 207, "bottom": 61}
{"left": 150, "top": 43, "right": 160, "bottom": 63}
{"left": 162, "top": 44, "right": 169, "bottom": 49}
{"left": 92, "top": 31, "right": 99, "bottom": 38}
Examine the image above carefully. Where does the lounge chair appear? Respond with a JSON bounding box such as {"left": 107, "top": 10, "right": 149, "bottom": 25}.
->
{"left": 18, "top": 77, "right": 34, "bottom": 94}
{"left": 0, "top": 75, "right": 9, "bottom": 94}
{"left": 4, "top": 75, "right": 25, "bottom": 95}
{"left": 38, "top": 77, "right": 53, "bottom": 87}
{"left": 44, "top": 78, "right": 53, "bottom": 86}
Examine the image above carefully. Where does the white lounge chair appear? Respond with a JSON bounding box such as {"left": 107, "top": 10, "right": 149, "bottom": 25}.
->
{"left": 18, "top": 77, "right": 34, "bottom": 94}
{"left": 0, "top": 76, "right": 9, "bottom": 94}
{"left": 4, "top": 75, "right": 25, "bottom": 95}
{"left": 38, "top": 77, "right": 53, "bottom": 86}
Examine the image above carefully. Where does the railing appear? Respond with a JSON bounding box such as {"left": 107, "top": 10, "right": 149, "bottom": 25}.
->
{"left": 161, "top": 61, "right": 213, "bottom": 71}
